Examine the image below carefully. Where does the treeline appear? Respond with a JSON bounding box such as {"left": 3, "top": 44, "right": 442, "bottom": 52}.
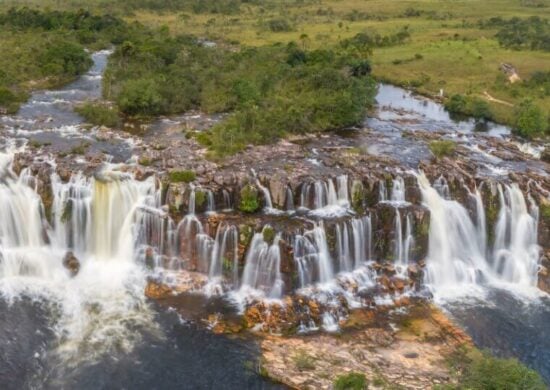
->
{"left": 480, "top": 16, "right": 550, "bottom": 52}
{"left": 103, "top": 29, "right": 376, "bottom": 155}
{"left": 340, "top": 27, "right": 411, "bottom": 48}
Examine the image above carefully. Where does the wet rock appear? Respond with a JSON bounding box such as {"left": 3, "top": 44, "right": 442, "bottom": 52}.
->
{"left": 144, "top": 280, "right": 174, "bottom": 299}
{"left": 62, "top": 251, "right": 80, "bottom": 277}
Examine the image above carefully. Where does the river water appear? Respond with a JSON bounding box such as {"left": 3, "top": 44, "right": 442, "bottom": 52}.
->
{"left": 0, "top": 51, "right": 549, "bottom": 388}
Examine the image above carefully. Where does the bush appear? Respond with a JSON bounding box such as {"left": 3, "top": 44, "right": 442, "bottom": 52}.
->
{"left": 117, "top": 78, "right": 164, "bottom": 116}
{"left": 449, "top": 351, "right": 546, "bottom": 389}
{"left": 168, "top": 170, "right": 196, "bottom": 183}
{"left": 469, "top": 98, "right": 493, "bottom": 121}
{"left": 39, "top": 39, "right": 92, "bottom": 78}
{"left": 239, "top": 185, "right": 260, "bottom": 213}
{"left": 514, "top": 99, "right": 548, "bottom": 138}
{"left": 75, "top": 102, "right": 119, "bottom": 127}
{"left": 333, "top": 372, "right": 368, "bottom": 390}
{"left": 429, "top": 140, "right": 456, "bottom": 158}
{"left": 445, "top": 94, "right": 468, "bottom": 114}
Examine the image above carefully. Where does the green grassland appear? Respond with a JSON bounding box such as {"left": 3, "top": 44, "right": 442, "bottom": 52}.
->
{"left": 122, "top": 0, "right": 550, "bottom": 127}
{"left": 0, "top": 0, "right": 548, "bottom": 132}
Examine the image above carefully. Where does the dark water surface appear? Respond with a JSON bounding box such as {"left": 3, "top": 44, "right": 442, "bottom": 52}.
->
{"left": 0, "top": 298, "right": 282, "bottom": 390}
{"left": 444, "top": 290, "right": 550, "bottom": 384}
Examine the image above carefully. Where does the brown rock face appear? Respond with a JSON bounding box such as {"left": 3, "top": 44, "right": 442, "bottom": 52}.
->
{"left": 62, "top": 251, "right": 80, "bottom": 277}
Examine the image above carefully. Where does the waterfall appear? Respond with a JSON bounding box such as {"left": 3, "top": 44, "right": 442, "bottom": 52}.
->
{"left": 240, "top": 226, "right": 283, "bottom": 298}
{"left": 251, "top": 169, "right": 273, "bottom": 210}
{"left": 469, "top": 187, "right": 487, "bottom": 255}
{"left": 492, "top": 184, "right": 539, "bottom": 286}
{"left": 222, "top": 189, "right": 232, "bottom": 211}
{"left": 394, "top": 210, "right": 414, "bottom": 274}
{"left": 417, "top": 172, "right": 540, "bottom": 299}
{"left": 206, "top": 190, "right": 215, "bottom": 213}
{"left": 188, "top": 186, "right": 196, "bottom": 214}
{"left": 390, "top": 176, "right": 406, "bottom": 203}
{"left": 0, "top": 151, "right": 158, "bottom": 359}
{"left": 285, "top": 186, "right": 295, "bottom": 211}
{"left": 293, "top": 223, "right": 334, "bottom": 287}
{"left": 378, "top": 180, "right": 387, "bottom": 202}
{"left": 208, "top": 223, "right": 239, "bottom": 285}
{"left": 335, "top": 215, "right": 372, "bottom": 273}
{"left": 299, "top": 175, "right": 350, "bottom": 215}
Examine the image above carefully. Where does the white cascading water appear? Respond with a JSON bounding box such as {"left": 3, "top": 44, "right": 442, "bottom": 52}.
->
{"left": 294, "top": 223, "right": 334, "bottom": 287}
{"left": 299, "top": 175, "right": 350, "bottom": 216}
{"left": 492, "top": 184, "right": 539, "bottom": 287}
{"left": 240, "top": 226, "right": 283, "bottom": 299}
{"left": 394, "top": 210, "right": 414, "bottom": 274}
{"left": 251, "top": 169, "right": 274, "bottom": 210}
{"left": 390, "top": 176, "right": 406, "bottom": 203}
{"left": 0, "top": 147, "right": 159, "bottom": 363}
{"left": 417, "top": 172, "right": 541, "bottom": 300}
{"left": 336, "top": 215, "right": 372, "bottom": 273}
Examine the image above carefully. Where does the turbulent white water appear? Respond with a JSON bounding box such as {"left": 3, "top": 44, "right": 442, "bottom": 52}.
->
{"left": 0, "top": 148, "right": 158, "bottom": 364}
{"left": 417, "top": 172, "right": 541, "bottom": 300}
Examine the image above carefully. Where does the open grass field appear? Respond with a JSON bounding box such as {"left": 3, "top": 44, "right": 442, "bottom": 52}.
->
{"left": 1, "top": 0, "right": 549, "bottom": 126}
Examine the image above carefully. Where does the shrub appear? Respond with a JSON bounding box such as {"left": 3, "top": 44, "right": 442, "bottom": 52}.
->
{"left": 514, "top": 99, "right": 548, "bottom": 138}
{"left": 239, "top": 185, "right": 260, "bottom": 213}
{"left": 333, "top": 372, "right": 368, "bottom": 390}
{"left": 39, "top": 40, "right": 92, "bottom": 78}
{"left": 429, "top": 140, "right": 456, "bottom": 158}
{"left": 459, "top": 352, "right": 546, "bottom": 389}
{"left": 75, "top": 102, "right": 119, "bottom": 127}
{"left": 445, "top": 94, "right": 468, "bottom": 114}
{"left": 168, "top": 170, "right": 196, "bottom": 183}
{"left": 117, "top": 78, "right": 164, "bottom": 116}
{"left": 469, "top": 98, "right": 493, "bottom": 121}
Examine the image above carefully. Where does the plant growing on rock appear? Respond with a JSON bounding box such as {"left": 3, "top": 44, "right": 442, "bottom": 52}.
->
{"left": 262, "top": 225, "right": 276, "bottom": 244}
{"left": 168, "top": 170, "right": 196, "bottom": 183}
{"left": 429, "top": 140, "right": 456, "bottom": 159}
{"left": 238, "top": 185, "right": 260, "bottom": 213}
{"left": 333, "top": 372, "right": 368, "bottom": 390}
{"left": 292, "top": 350, "right": 316, "bottom": 371}
{"left": 194, "top": 190, "right": 206, "bottom": 208}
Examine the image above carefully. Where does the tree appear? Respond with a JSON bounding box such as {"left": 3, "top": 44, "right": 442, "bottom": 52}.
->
{"left": 514, "top": 98, "right": 548, "bottom": 138}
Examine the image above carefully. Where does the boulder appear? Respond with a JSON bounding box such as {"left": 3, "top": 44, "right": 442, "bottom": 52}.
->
{"left": 62, "top": 251, "right": 80, "bottom": 277}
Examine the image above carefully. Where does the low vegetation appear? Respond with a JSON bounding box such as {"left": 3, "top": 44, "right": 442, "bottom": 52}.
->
{"left": 75, "top": 102, "right": 120, "bottom": 128}
{"left": 292, "top": 350, "right": 316, "bottom": 371}
{"left": 441, "top": 347, "right": 546, "bottom": 390}
{"left": 429, "top": 140, "right": 456, "bottom": 159}
{"left": 104, "top": 27, "right": 376, "bottom": 155}
{"left": 168, "top": 170, "right": 196, "bottom": 183}
{"left": 333, "top": 372, "right": 368, "bottom": 390}
{"left": 238, "top": 185, "right": 260, "bottom": 213}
